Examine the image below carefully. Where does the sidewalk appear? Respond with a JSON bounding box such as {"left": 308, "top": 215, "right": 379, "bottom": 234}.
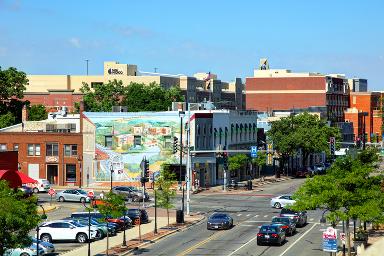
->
{"left": 61, "top": 213, "right": 204, "bottom": 256}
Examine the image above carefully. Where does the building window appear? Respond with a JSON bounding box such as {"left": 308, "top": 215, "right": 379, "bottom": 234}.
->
{"left": 105, "top": 136, "right": 113, "bottom": 147}
{"left": 27, "top": 144, "right": 41, "bottom": 156}
{"left": 64, "top": 144, "right": 78, "bottom": 157}
{"left": 65, "top": 164, "right": 76, "bottom": 182}
{"left": 46, "top": 143, "right": 58, "bottom": 156}
{"left": 13, "top": 144, "right": 19, "bottom": 151}
{"left": 0, "top": 144, "right": 6, "bottom": 151}
{"left": 134, "top": 135, "right": 141, "bottom": 146}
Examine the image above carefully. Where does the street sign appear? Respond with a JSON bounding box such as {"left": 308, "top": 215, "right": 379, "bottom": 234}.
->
{"left": 48, "top": 188, "right": 56, "bottom": 196}
{"left": 251, "top": 146, "right": 258, "bottom": 158}
{"left": 340, "top": 232, "right": 346, "bottom": 244}
{"left": 87, "top": 190, "right": 94, "bottom": 198}
{"left": 323, "top": 227, "right": 338, "bottom": 252}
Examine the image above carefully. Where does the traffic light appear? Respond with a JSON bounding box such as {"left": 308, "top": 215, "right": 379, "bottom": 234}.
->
{"left": 330, "top": 137, "right": 335, "bottom": 156}
{"left": 144, "top": 159, "right": 149, "bottom": 178}
{"left": 356, "top": 137, "right": 361, "bottom": 148}
{"left": 173, "top": 136, "right": 178, "bottom": 154}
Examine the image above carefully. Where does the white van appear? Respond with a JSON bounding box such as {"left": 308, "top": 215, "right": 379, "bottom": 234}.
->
{"left": 30, "top": 179, "right": 51, "bottom": 193}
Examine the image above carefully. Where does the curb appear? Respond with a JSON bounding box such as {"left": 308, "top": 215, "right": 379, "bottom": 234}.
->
{"left": 118, "top": 215, "right": 206, "bottom": 256}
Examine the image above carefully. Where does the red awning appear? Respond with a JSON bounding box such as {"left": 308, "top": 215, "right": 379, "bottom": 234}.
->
{"left": 0, "top": 170, "right": 37, "bottom": 188}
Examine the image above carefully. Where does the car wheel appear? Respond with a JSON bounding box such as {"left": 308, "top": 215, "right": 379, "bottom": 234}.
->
{"left": 33, "top": 188, "right": 39, "bottom": 193}
{"left": 20, "top": 253, "right": 30, "bottom": 256}
{"left": 80, "top": 197, "right": 86, "bottom": 203}
{"left": 133, "top": 196, "right": 139, "bottom": 202}
{"left": 40, "top": 233, "right": 52, "bottom": 243}
{"left": 76, "top": 233, "right": 88, "bottom": 243}
{"left": 274, "top": 202, "right": 281, "bottom": 209}
{"left": 59, "top": 196, "right": 65, "bottom": 202}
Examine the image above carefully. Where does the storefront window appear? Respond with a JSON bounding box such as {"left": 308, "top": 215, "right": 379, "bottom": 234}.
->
{"left": 66, "top": 164, "right": 76, "bottom": 182}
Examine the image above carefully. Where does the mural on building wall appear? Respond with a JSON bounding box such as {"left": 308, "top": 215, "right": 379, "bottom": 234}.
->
{"left": 89, "top": 115, "right": 183, "bottom": 182}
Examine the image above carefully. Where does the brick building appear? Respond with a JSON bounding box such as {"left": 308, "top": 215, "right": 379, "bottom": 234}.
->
{"left": 0, "top": 110, "right": 83, "bottom": 186}
{"left": 245, "top": 59, "right": 349, "bottom": 123}
{"left": 344, "top": 92, "right": 382, "bottom": 142}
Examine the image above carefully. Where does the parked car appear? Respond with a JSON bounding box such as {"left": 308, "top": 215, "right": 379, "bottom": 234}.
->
{"left": 271, "top": 216, "right": 296, "bottom": 236}
{"left": 38, "top": 220, "right": 99, "bottom": 243}
{"left": 56, "top": 189, "right": 91, "bottom": 203}
{"left": 112, "top": 186, "right": 149, "bottom": 202}
{"left": 3, "top": 244, "right": 45, "bottom": 256}
{"left": 31, "top": 237, "right": 55, "bottom": 254}
{"left": 270, "top": 195, "right": 296, "bottom": 209}
{"left": 30, "top": 179, "right": 51, "bottom": 193}
{"left": 295, "top": 168, "right": 309, "bottom": 178}
{"left": 19, "top": 185, "right": 33, "bottom": 197}
{"left": 68, "top": 218, "right": 116, "bottom": 238}
{"left": 280, "top": 208, "right": 307, "bottom": 227}
{"left": 70, "top": 211, "right": 132, "bottom": 230}
{"left": 207, "top": 213, "right": 233, "bottom": 230}
{"left": 125, "top": 208, "right": 149, "bottom": 225}
{"left": 257, "top": 224, "right": 286, "bottom": 246}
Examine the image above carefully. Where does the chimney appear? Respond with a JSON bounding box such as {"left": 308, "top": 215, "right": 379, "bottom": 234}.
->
{"left": 22, "top": 105, "right": 28, "bottom": 122}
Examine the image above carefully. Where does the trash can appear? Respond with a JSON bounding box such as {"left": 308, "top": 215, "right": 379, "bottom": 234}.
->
{"left": 176, "top": 209, "right": 184, "bottom": 224}
{"left": 247, "top": 180, "right": 253, "bottom": 190}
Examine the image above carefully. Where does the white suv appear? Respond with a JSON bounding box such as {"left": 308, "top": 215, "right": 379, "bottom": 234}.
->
{"left": 38, "top": 220, "right": 99, "bottom": 243}
{"left": 270, "top": 195, "right": 296, "bottom": 209}
{"left": 30, "top": 179, "right": 51, "bottom": 193}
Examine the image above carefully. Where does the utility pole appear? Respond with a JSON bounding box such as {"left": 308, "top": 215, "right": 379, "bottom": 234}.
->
{"left": 186, "top": 105, "right": 191, "bottom": 215}
{"left": 85, "top": 59, "right": 89, "bottom": 76}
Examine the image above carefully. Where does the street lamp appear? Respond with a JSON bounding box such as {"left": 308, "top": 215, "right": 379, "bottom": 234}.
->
{"left": 362, "top": 112, "right": 368, "bottom": 150}
{"left": 155, "top": 184, "right": 162, "bottom": 234}
{"left": 36, "top": 205, "right": 46, "bottom": 256}
{"left": 110, "top": 164, "right": 114, "bottom": 191}
{"left": 82, "top": 202, "right": 92, "bottom": 256}
{"left": 179, "top": 111, "right": 185, "bottom": 220}
{"left": 122, "top": 201, "right": 127, "bottom": 246}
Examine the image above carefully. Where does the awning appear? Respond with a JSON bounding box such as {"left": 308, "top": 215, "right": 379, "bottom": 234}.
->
{"left": 0, "top": 170, "right": 37, "bottom": 188}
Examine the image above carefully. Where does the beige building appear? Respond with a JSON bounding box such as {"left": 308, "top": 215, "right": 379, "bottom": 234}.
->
{"left": 26, "top": 61, "right": 245, "bottom": 111}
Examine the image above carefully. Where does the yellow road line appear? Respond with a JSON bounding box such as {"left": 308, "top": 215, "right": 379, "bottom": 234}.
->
{"left": 176, "top": 230, "right": 224, "bottom": 256}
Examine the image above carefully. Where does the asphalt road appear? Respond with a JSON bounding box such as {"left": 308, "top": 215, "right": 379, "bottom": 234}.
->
{"left": 129, "top": 178, "right": 329, "bottom": 256}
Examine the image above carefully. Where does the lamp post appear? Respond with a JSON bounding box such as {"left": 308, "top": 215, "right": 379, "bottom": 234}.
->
{"left": 110, "top": 164, "right": 114, "bottom": 191}
{"left": 155, "top": 184, "right": 161, "bottom": 234}
{"left": 82, "top": 202, "right": 91, "bottom": 256}
{"left": 36, "top": 205, "right": 46, "bottom": 256}
{"left": 179, "top": 111, "right": 185, "bottom": 219}
{"left": 122, "top": 201, "right": 127, "bottom": 246}
{"left": 362, "top": 112, "right": 368, "bottom": 150}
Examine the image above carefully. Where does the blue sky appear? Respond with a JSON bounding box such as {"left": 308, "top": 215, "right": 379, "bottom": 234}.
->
{"left": 0, "top": 0, "right": 383, "bottom": 89}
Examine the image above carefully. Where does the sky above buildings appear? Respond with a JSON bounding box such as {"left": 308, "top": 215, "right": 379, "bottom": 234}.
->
{"left": 0, "top": 0, "right": 383, "bottom": 90}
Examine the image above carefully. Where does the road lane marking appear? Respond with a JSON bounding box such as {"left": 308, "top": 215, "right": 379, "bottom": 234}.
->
{"left": 176, "top": 231, "right": 224, "bottom": 256}
{"left": 237, "top": 214, "right": 242, "bottom": 216}
{"left": 254, "top": 215, "right": 259, "bottom": 218}
{"left": 310, "top": 218, "right": 314, "bottom": 221}
{"left": 240, "top": 224, "right": 255, "bottom": 227}
{"left": 263, "top": 215, "right": 268, "bottom": 218}
{"left": 246, "top": 214, "right": 251, "bottom": 217}
{"left": 245, "top": 220, "right": 266, "bottom": 223}
{"left": 278, "top": 223, "right": 319, "bottom": 256}
{"left": 227, "top": 234, "right": 259, "bottom": 256}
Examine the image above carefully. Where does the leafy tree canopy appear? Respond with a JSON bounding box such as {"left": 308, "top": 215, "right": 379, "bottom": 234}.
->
{"left": 0, "top": 112, "right": 15, "bottom": 129}
{"left": 0, "top": 181, "right": 40, "bottom": 256}
{"left": 0, "top": 66, "right": 28, "bottom": 101}
{"left": 251, "top": 151, "right": 267, "bottom": 167}
{"left": 228, "top": 154, "right": 248, "bottom": 173}
{"left": 98, "top": 191, "right": 126, "bottom": 219}
{"left": 28, "top": 104, "right": 48, "bottom": 121}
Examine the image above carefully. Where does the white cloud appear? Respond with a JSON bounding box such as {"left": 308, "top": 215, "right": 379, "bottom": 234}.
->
{"left": 68, "top": 37, "right": 81, "bottom": 48}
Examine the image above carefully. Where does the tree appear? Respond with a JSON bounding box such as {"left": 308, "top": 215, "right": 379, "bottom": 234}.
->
{"left": 28, "top": 104, "right": 47, "bottom": 121}
{"left": 228, "top": 154, "right": 248, "bottom": 178}
{"left": 0, "top": 181, "right": 40, "bottom": 256}
{"left": 156, "top": 165, "right": 177, "bottom": 227}
{"left": 291, "top": 149, "right": 384, "bottom": 255}
{"left": 0, "top": 67, "right": 28, "bottom": 101}
{"left": 251, "top": 151, "right": 267, "bottom": 178}
{"left": 0, "top": 112, "right": 15, "bottom": 129}
{"left": 267, "top": 112, "right": 340, "bottom": 170}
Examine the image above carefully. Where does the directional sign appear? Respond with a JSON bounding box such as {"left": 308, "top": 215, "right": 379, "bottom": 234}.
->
{"left": 87, "top": 190, "right": 95, "bottom": 198}
{"left": 250, "top": 146, "right": 258, "bottom": 158}
{"left": 323, "top": 227, "right": 338, "bottom": 252}
{"left": 48, "top": 188, "right": 56, "bottom": 196}
{"left": 340, "top": 232, "right": 346, "bottom": 244}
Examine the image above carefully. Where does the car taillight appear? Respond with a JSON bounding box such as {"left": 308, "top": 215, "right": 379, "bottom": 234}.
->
{"left": 281, "top": 225, "right": 288, "bottom": 229}
{"left": 294, "top": 216, "right": 299, "bottom": 219}
{"left": 257, "top": 233, "right": 263, "bottom": 237}
{"left": 271, "top": 234, "right": 279, "bottom": 238}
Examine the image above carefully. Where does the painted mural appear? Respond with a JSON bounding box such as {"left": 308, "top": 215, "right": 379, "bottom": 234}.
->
{"left": 89, "top": 114, "right": 183, "bottom": 182}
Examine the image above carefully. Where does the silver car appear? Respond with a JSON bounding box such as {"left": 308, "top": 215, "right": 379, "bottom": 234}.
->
{"left": 56, "top": 189, "right": 90, "bottom": 203}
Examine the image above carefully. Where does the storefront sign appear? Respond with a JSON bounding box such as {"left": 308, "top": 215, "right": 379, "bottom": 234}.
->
{"left": 108, "top": 68, "right": 123, "bottom": 75}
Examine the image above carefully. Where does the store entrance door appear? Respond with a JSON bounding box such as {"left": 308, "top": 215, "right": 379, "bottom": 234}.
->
{"left": 47, "top": 164, "right": 58, "bottom": 185}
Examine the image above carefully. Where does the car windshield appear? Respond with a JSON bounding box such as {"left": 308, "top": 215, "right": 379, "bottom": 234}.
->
{"left": 128, "top": 209, "right": 139, "bottom": 214}
{"left": 71, "top": 221, "right": 86, "bottom": 227}
{"left": 77, "top": 190, "right": 87, "bottom": 195}
{"left": 272, "top": 217, "right": 289, "bottom": 223}
{"left": 210, "top": 214, "right": 228, "bottom": 219}
{"left": 260, "top": 226, "right": 277, "bottom": 232}
{"left": 281, "top": 208, "right": 297, "bottom": 214}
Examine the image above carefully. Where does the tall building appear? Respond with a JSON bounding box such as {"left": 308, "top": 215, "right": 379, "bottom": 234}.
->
{"left": 245, "top": 59, "right": 349, "bottom": 123}
{"left": 25, "top": 61, "right": 245, "bottom": 111}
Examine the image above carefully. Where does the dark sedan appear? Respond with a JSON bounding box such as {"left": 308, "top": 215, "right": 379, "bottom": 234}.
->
{"left": 207, "top": 213, "right": 233, "bottom": 230}
{"left": 257, "top": 224, "right": 286, "bottom": 246}
{"left": 280, "top": 208, "right": 307, "bottom": 227}
{"left": 125, "top": 208, "right": 149, "bottom": 225}
{"left": 271, "top": 216, "right": 296, "bottom": 236}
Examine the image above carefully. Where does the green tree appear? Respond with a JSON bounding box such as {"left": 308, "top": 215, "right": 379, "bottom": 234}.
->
{"left": 291, "top": 149, "right": 384, "bottom": 255}
{"left": 268, "top": 112, "right": 340, "bottom": 170}
{"left": 0, "top": 181, "right": 40, "bottom": 256}
{"left": 0, "top": 112, "right": 15, "bottom": 129}
{"left": 156, "top": 165, "right": 177, "bottom": 227}
{"left": 0, "top": 67, "right": 28, "bottom": 101}
{"left": 251, "top": 151, "right": 267, "bottom": 177}
{"left": 28, "top": 104, "right": 48, "bottom": 121}
{"left": 228, "top": 154, "right": 248, "bottom": 178}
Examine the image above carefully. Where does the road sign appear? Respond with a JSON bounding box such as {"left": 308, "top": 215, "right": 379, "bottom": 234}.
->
{"left": 251, "top": 146, "right": 258, "bottom": 158}
{"left": 340, "top": 232, "right": 346, "bottom": 244}
{"left": 323, "top": 227, "right": 338, "bottom": 252}
{"left": 323, "top": 227, "right": 337, "bottom": 239}
{"left": 87, "top": 190, "right": 94, "bottom": 198}
{"left": 48, "top": 188, "right": 56, "bottom": 196}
